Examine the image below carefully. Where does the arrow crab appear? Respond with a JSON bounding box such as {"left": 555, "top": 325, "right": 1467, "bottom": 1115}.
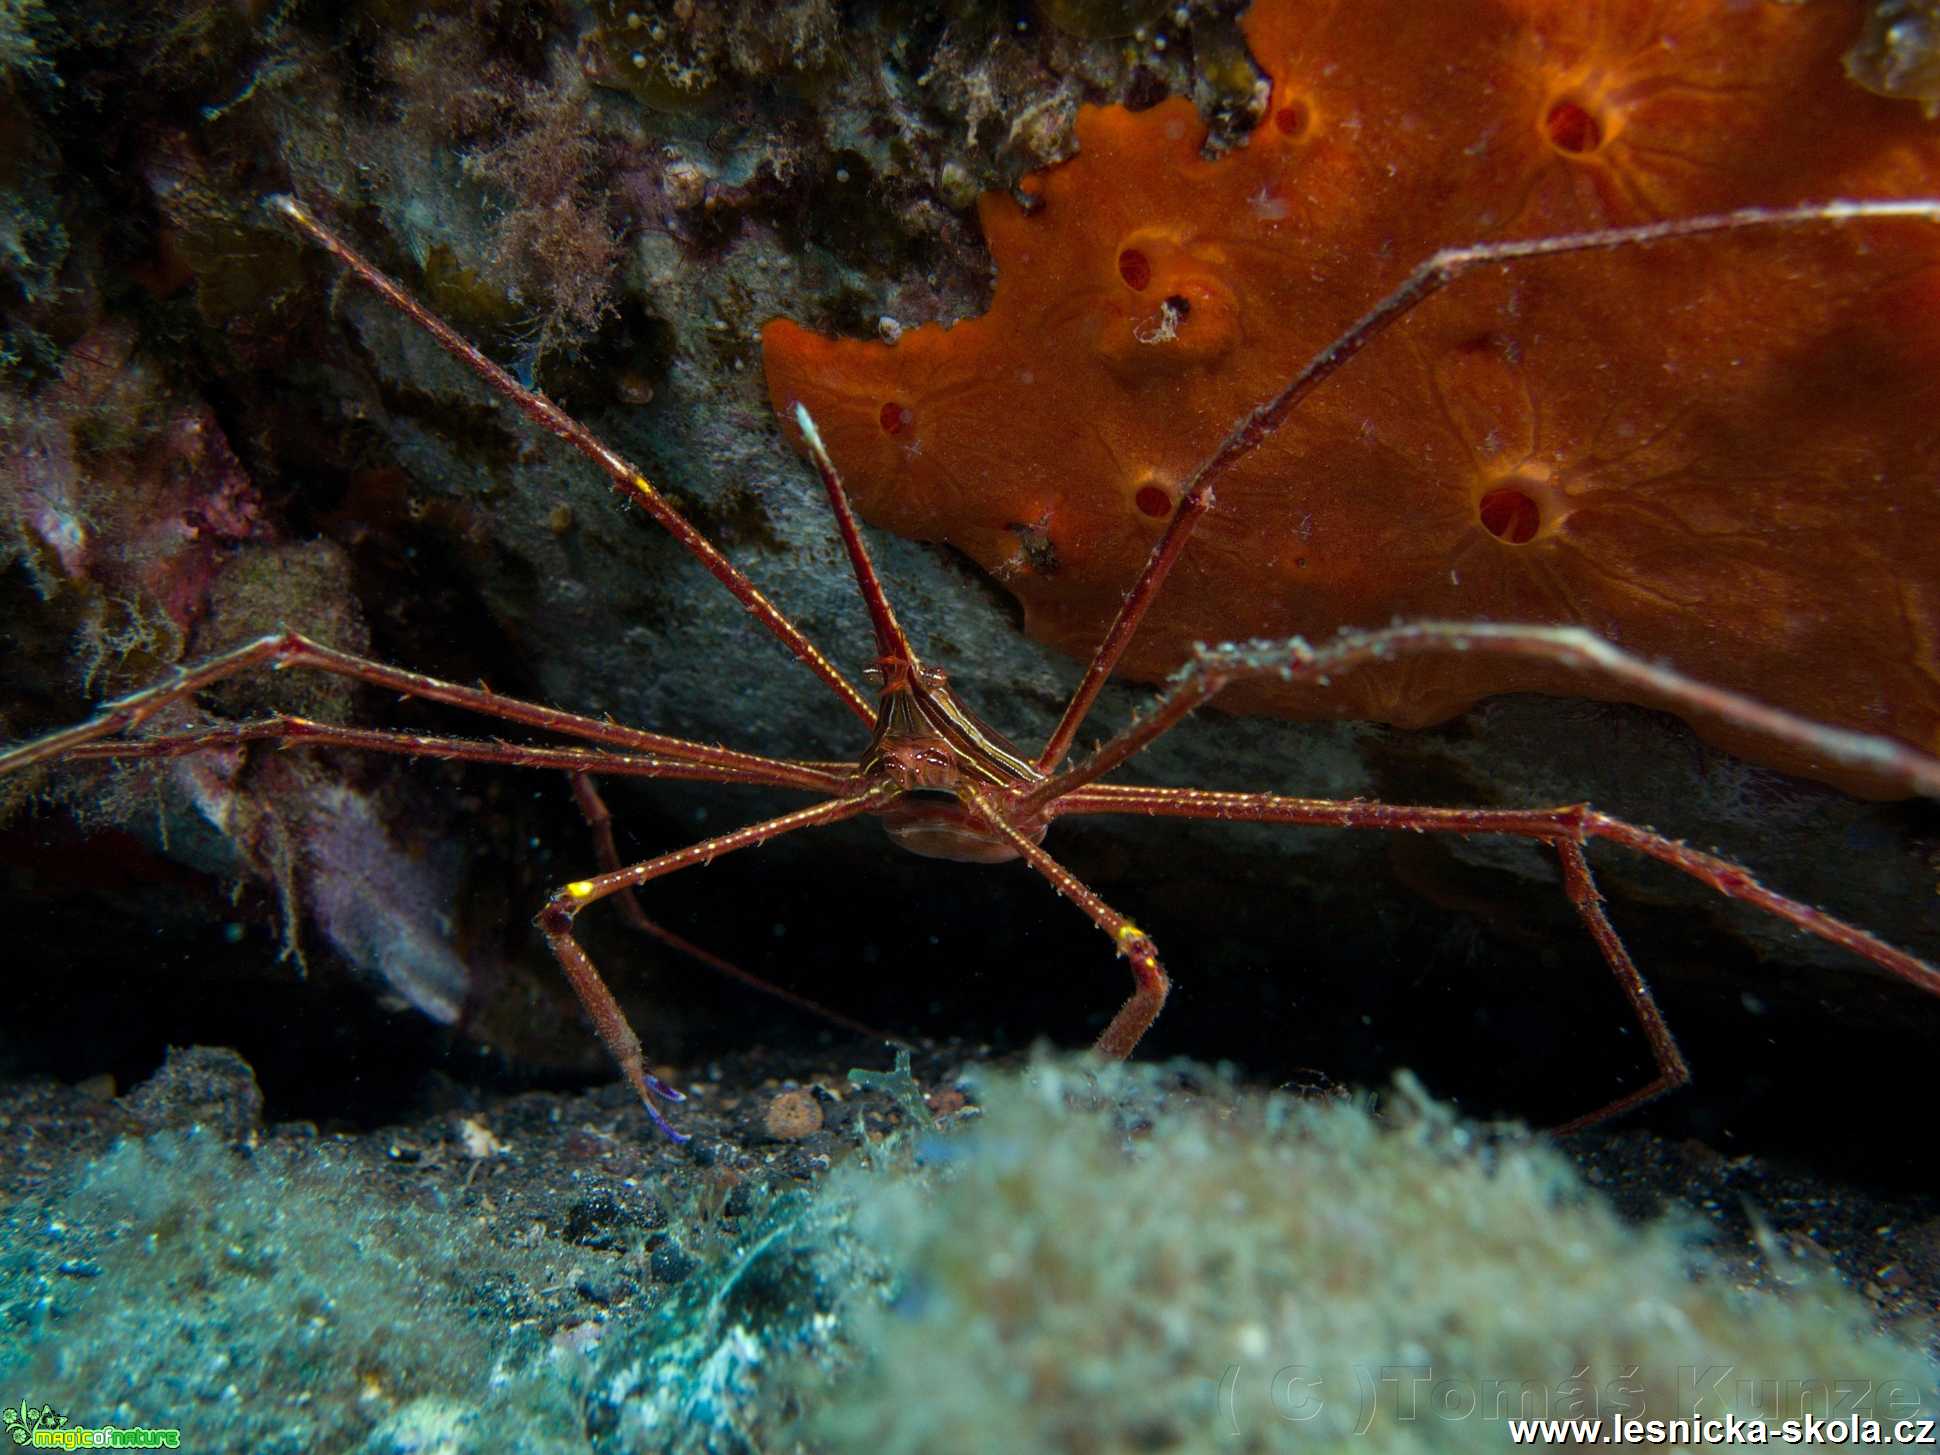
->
{"left": 4, "top": 194, "right": 1938, "bottom": 1141}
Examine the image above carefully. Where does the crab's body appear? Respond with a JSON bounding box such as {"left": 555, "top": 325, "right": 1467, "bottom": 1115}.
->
{"left": 855, "top": 658, "right": 1048, "bottom": 863}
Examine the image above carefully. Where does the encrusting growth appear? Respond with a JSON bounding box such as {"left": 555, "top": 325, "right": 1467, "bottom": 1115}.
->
{"left": 763, "top": 0, "right": 1940, "bottom": 796}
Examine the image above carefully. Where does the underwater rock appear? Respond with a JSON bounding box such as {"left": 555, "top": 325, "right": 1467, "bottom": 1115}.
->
{"left": 121, "top": 1044, "right": 265, "bottom": 1142}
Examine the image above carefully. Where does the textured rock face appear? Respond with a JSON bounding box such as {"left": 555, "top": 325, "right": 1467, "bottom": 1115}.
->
{"left": 765, "top": 0, "right": 1940, "bottom": 795}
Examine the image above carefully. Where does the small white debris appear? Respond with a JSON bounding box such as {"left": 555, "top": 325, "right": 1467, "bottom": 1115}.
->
{"left": 553, "top": 1320, "right": 605, "bottom": 1357}
{"left": 1250, "top": 187, "right": 1290, "bottom": 222}
{"left": 664, "top": 161, "right": 708, "bottom": 209}
{"left": 457, "top": 1116, "right": 508, "bottom": 1160}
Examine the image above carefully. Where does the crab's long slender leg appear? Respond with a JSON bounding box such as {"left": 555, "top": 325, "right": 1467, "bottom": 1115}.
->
{"left": 52, "top": 718, "right": 843, "bottom": 791}
{"left": 1032, "top": 199, "right": 1940, "bottom": 774}
{"left": 572, "top": 772, "right": 663, "bottom": 937}
{"left": 961, "top": 785, "right": 1169, "bottom": 1058}
{"left": 538, "top": 784, "right": 900, "bottom": 1139}
{"left": 568, "top": 773, "right": 890, "bottom": 1041}
{"left": 1551, "top": 839, "right": 1689, "bottom": 1131}
{"left": 794, "top": 405, "right": 920, "bottom": 675}
{"left": 1044, "top": 782, "right": 1778, "bottom": 1128}
{"left": 1051, "top": 784, "right": 1940, "bottom": 1002}
{"left": 1054, "top": 781, "right": 1940, "bottom": 1128}
{"left": 0, "top": 630, "right": 836, "bottom": 792}
{"left": 1028, "top": 622, "right": 1940, "bottom": 809}
{"left": 270, "top": 195, "right": 875, "bottom": 728}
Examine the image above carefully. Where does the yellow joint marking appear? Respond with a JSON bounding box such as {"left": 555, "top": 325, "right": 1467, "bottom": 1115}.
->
{"left": 628, "top": 471, "right": 657, "bottom": 501}
{"left": 567, "top": 880, "right": 597, "bottom": 900}
{"left": 1115, "top": 922, "right": 1145, "bottom": 944}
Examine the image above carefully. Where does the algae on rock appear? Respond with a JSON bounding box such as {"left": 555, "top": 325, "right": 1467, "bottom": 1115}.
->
{"left": 797, "top": 1060, "right": 1936, "bottom": 1452}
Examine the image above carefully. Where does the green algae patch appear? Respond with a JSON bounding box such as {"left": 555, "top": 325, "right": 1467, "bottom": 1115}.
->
{"left": 0, "top": 1128, "right": 584, "bottom": 1455}
{"left": 3, "top": 1057, "right": 1931, "bottom": 1454}
{"left": 796, "top": 1059, "right": 1937, "bottom": 1452}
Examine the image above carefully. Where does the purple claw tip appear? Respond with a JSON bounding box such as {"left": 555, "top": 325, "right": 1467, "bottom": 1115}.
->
{"left": 640, "top": 1071, "right": 690, "bottom": 1142}
{"left": 647, "top": 1106, "right": 692, "bottom": 1144}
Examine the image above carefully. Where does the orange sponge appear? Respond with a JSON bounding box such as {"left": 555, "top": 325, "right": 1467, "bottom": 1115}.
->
{"left": 764, "top": 0, "right": 1940, "bottom": 794}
